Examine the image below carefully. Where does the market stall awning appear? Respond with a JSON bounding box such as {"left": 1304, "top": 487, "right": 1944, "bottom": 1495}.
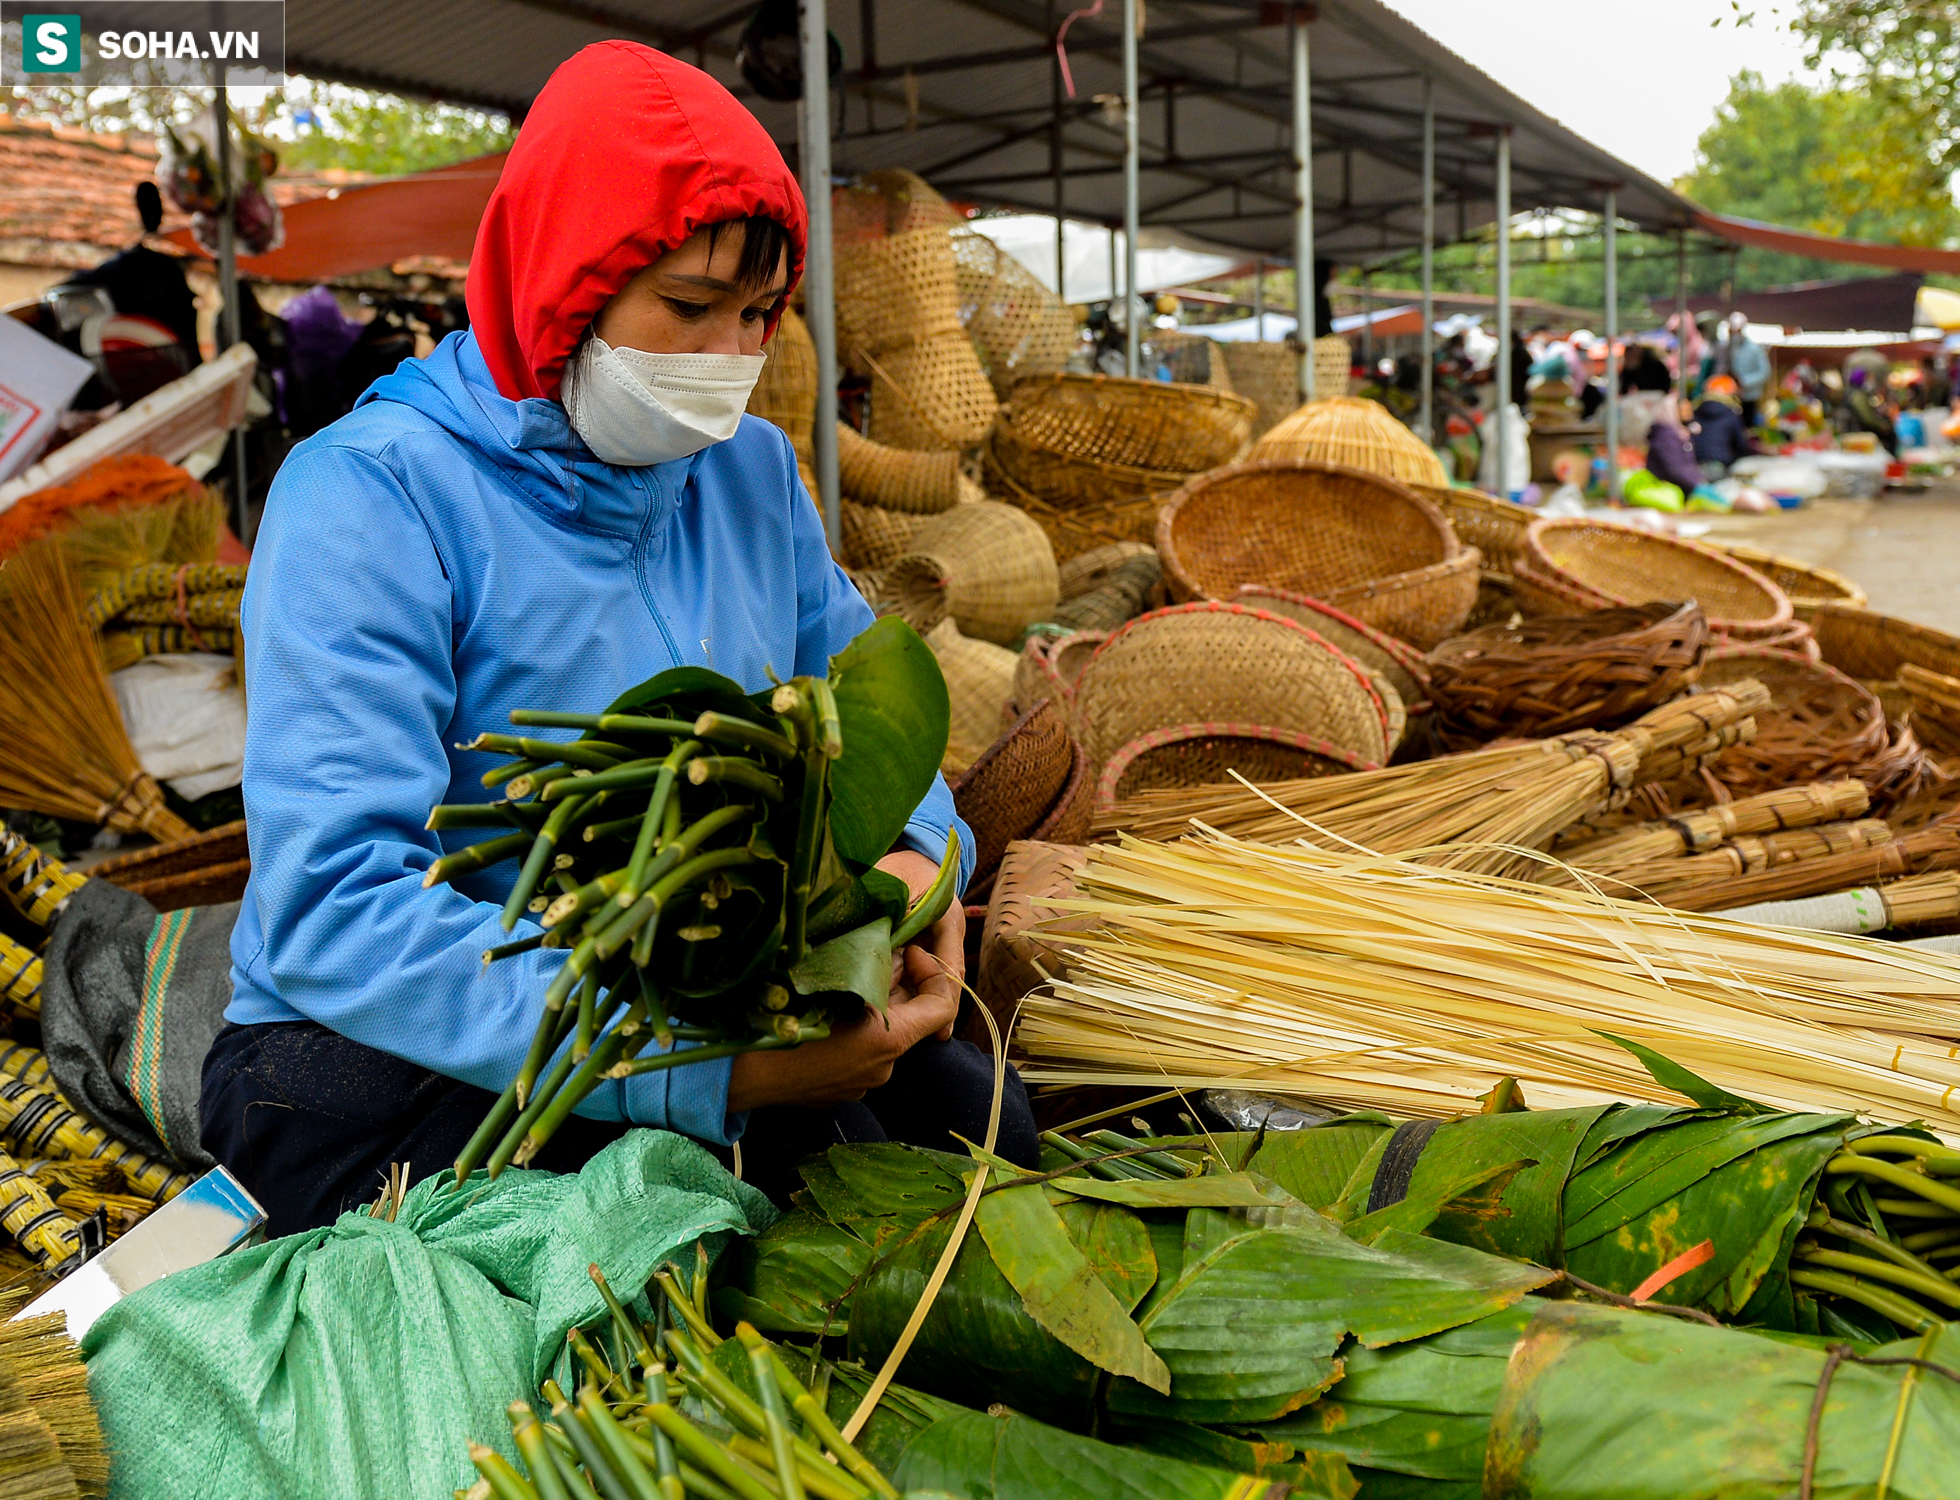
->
{"left": 1692, "top": 211, "right": 1960, "bottom": 276}
{"left": 282, "top": 0, "right": 1701, "bottom": 264}
{"left": 163, "top": 151, "right": 506, "bottom": 282}
{"left": 1660, "top": 272, "right": 1924, "bottom": 336}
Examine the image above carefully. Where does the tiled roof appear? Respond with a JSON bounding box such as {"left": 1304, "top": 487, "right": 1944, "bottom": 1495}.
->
{"left": 0, "top": 114, "right": 346, "bottom": 271}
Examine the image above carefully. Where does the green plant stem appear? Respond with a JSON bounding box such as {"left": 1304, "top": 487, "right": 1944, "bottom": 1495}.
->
{"left": 598, "top": 849, "right": 756, "bottom": 963}
{"left": 1798, "top": 1247, "right": 1960, "bottom": 1310}
{"left": 551, "top": 1393, "right": 635, "bottom": 1500}
{"left": 1042, "top": 1130, "right": 1158, "bottom": 1181}
{"left": 783, "top": 740, "right": 826, "bottom": 967}
{"left": 687, "top": 758, "right": 785, "bottom": 803}
{"left": 546, "top": 871, "right": 627, "bottom": 930}
{"left": 487, "top": 988, "right": 627, "bottom": 1177}
{"left": 429, "top": 803, "right": 537, "bottom": 831}
{"left": 1084, "top": 1129, "right": 1197, "bottom": 1179}
{"left": 472, "top": 1444, "right": 544, "bottom": 1500}
{"left": 889, "top": 828, "right": 961, "bottom": 948}
{"left": 1828, "top": 1157, "right": 1960, "bottom": 1214}
{"left": 622, "top": 804, "right": 756, "bottom": 907}
{"left": 543, "top": 760, "right": 667, "bottom": 801}
{"left": 466, "top": 734, "right": 635, "bottom": 770}
{"left": 590, "top": 1264, "right": 657, "bottom": 1370}
{"left": 693, "top": 713, "right": 799, "bottom": 763}
{"left": 1875, "top": 1197, "right": 1956, "bottom": 1219}
{"left": 1791, "top": 1268, "right": 1941, "bottom": 1333}
{"left": 509, "top": 765, "right": 583, "bottom": 801}
{"left": 510, "top": 994, "right": 651, "bottom": 1169}
{"left": 486, "top": 935, "right": 548, "bottom": 964}
{"left": 510, "top": 1404, "right": 577, "bottom": 1500}
{"left": 641, "top": 1362, "right": 687, "bottom": 1500}
{"left": 762, "top": 1350, "right": 898, "bottom": 1500}
{"left": 1840, "top": 1135, "right": 1960, "bottom": 1174}
{"left": 1812, "top": 1212, "right": 1958, "bottom": 1287}
{"left": 1902, "top": 1226, "right": 1960, "bottom": 1254}
{"left": 723, "top": 1437, "right": 862, "bottom": 1500}
{"left": 628, "top": 742, "right": 703, "bottom": 898}
{"left": 425, "top": 832, "right": 532, "bottom": 889}
{"left": 609, "top": 1029, "right": 819, "bottom": 1079}
{"left": 808, "top": 679, "right": 842, "bottom": 760}
{"left": 653, "top": 1272, "right": 721, "bottom": 1348}
{"left": 503, "top": 795, "right": 591, "bottom": 931}
{"left": 641, "top": 1407, "right": 779, "bottom": 1500}
{"left": 573, "top": 968, "right": 601, "bottom": 1062}
{"left": 737, "top": 1326, "right": 807, "bottom": 1500}
{"left": 578, "top": 1389, "right": 664, "bottom": 1500}
{"left": 484, "top": 757, "right": 539, "bottom": 789}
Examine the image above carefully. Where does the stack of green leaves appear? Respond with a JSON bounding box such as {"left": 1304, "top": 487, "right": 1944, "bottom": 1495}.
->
{"left": 1240, "top": 1044, "right": 1960, "bottom": 1343}
{"left": 425, "top": 620, "right": 958, "bottom": 1182}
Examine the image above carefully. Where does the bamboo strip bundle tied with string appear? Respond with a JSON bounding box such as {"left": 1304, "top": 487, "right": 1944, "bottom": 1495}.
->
{"left": 1096, "top": 681, "right": 1770, "bottom": 879}
{"left": 1547, "top": 778, "right": 1872, "bottom": 878}
{"left": 1013, "top": 831, "right": 1960, "bottom": 1136}
{"left": 1593, "top": 818, "right": 1895, "bottom": 907}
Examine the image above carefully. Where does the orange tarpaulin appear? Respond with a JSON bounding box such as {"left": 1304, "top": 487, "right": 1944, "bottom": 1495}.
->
{"left": 1693, "top": 211, "right": 1960, "bottom": 276}
{"left": 165, "top": 151, "right": 507, "bottom": 282}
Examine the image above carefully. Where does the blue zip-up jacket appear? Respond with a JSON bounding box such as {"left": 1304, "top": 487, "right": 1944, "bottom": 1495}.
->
{"left": 227, "top": 329, "right": 972, "bottom": 1144}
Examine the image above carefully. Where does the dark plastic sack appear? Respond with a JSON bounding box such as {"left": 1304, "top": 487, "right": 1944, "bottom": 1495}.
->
{"left": 83, "top": 1130, "right": 772, "bottom": 1500}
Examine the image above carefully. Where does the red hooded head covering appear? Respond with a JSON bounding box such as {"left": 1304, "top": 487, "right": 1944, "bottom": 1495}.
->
{"left": 467, "top": 42, "right": 808, "bottom": 403}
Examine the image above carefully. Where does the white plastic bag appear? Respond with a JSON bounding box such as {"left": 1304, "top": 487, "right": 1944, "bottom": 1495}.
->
{"left": 1475, "top": 404, "right": 1532, "bottom": 499}
{"left": 110, "top": 653, "right": 246, "bottom": 802}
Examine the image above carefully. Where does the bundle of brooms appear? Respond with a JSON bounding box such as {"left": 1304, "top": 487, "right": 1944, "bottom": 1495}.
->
{"left": 0, "top": 540, "right": 193, "bottom": 844}
{"left": 1096, "top": 681, "right": 1769, "bottom": 880}
{"left": 1013, "top": 831, "right": 1960, "bottom": 1134}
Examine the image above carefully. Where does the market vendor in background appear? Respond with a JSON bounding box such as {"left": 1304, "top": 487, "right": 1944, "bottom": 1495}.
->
{"left": 1726, "top": 315, "right": 1771, "bottom": 430}
{"left": 201, "top": 42, "right": 1037, "bottom": 1235}
{"left": 1691, "top": 373, "right": 1759, "bottom": 477}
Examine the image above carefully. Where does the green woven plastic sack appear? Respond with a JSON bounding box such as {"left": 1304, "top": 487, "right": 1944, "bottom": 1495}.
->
{"left": 82, "top": 1130, "right": 772, "bottom": 1500}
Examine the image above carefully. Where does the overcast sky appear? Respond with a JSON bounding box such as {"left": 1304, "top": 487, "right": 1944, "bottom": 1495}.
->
{"left": 1380, "top": 0, "right": 1826, "bottom": 185}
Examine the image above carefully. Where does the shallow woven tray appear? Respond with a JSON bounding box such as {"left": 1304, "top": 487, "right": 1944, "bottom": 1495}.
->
{"left": 1805, "top": 602, "right": 1960, "bottom": 683}
{"left": 1095, "top": 721, "right": 1381, "bottom": 810}
{"left": 1072, "top": 601, "right": 1394, "bottom": 771}
{"left": 1013, "top": 630, "right": 1106, "bottom": 720}
{"left": 93, "top": 819, "right": 249, "bottom": 912}
{"left": 953, "top": 697, "right": 1080, "bottom": 902}
{"left": 985, "top": 420, "right": 1197, "bottom": 516}
{"left": 1002, "top": 370, "right": 1255, "bottom": 475}
{"left": 975, "top": 839, "right": 1091, "bottom": 1029}
{"left": 1235, "top": 585, "right": 1432, "bottom": 712}
{"left": 1522, "top": 518, "right": 1793, "bottom": 637}
{"left": 1157, "top": 458, "right": 1456, "bottom": 604}
{"left": 1425, "top": 602, "right": 1708, "bottom": 749}
{"left": 1711, "top": 541, "right": 1866, "bottom": 611}
{"left": 993, "top": 481, "right": 1165, "bottom": 566}
{"left": 1409, "top": 484, "right": 1531, "bottom": 577}
{"left": 1319, "top": 549, "right": 1482, "bottom": 651}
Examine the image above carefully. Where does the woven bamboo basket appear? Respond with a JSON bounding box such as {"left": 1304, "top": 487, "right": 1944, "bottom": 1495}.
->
{"left": 1216, "top": 342, "right": 1300, "bottom": 440}
{"left": 1013, "top": 630, "right": 1106, "bottom": 716}
{"left": 888, "top": 502, "right": 1058, "bottom": 646}
{"left": 1147, "top": 329, "right": 1234, "bottom": 390}
{"left": 839, "top": 498, "right": 927, "bottom": 572}
{"left": 1094, "top": 721, "right": 1383, "bottom": 810}
{"left": 1318, "top": 550, "right": 1482, "bottom": 651}
{"left": 927, "top": 619, "right": 1021, "bottom": 772}
{"left": 952, "top": 697, "right": 1082, "bottom": 900}
{"left": 1234, "top": 585, "right": 1431, "bottom": 712}
{"left": 1313, "top": 335, "right": 1353, "bottom": 399}
{"left": 1805, "top": 602, "right": 1960, "bottom": 683}
{"left": 1900, "top": 664, "right": 1960, "bottom": 759}
{"left": 836, "top": 422, "right": 967, "bottom": 514}
{"left": 998, "top": 372, "right": 1254, "bottom": 479}
{"left": 93, "top": 819, "right": 249, "bottom": 912}
{"left": 1887, "top": 778, "right": 1960, "bottom": 836}
{"left": 1410, "top": 484, "right": 1531, "bottom": 577}
{"left": 1071, "top": 601, "right": 1394, "bottom": 771}
{"left": 834, "top": 226, "right": 997, "bottom": 451}
{"left": 1520, "top": 518, "right": 1793, "bottom": 640}
{"left": 950, "top": 227, "right": 1078, "bottom": 397}
{"left": 1251, "top": 396, "right": 1449, "bottom": 487}
{"left": 985, "top": 459, "right": 1168, "bottom": 563}
{"left": 975, "top": 839, "right": 1093, "bottom": 1029}
{"left": 833, "top": 169, "right": 966, "bottom": 242}
{"left": 745, "top": 305, "right": 817, "bottom": 464}
{"left": 1157, "top": 459, "right": 1455, "bottom": 602}
{"left": 1424, "top": 602, "right": 1708, "bottom": 750}
{"left": 1654, "top": 648, "right": 1935, "bottom": 812}
{"left": 1056, "top": 541, "right": 1160, "bottom": 601}
{"left": 1049, "top": 555, "right": 1161, "bottom": 634}
{"left": 1711, "top": 541, "right": 1866, "bottom": 611}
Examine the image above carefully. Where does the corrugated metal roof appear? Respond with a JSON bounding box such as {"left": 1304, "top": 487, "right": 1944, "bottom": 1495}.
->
{"left": 285, "top": 0, "right": 1700, "bottom": 262}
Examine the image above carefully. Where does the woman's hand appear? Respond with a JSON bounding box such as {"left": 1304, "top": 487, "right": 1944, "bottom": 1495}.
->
{"left": 726, "top": 848, "right": 964, "bottom": 1113}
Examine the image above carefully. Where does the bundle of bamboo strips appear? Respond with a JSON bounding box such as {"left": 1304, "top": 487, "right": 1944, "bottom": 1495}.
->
{"left": 1013, "top": 831, "right": 1960, "bottom": 1135}
{"left": 0, "top": 540, "right": 193, "bottom": 844}
{"left": 1096, "top": 682, "right": 1769, "bottom": 881}
{"left": 1662, "top": 824, "right": 1960, "bottom": 913}
{"left": 1552, "top": 779, "right": 1871, "bottom": 876}
{"left": 1569, "top": 819, "right": 1895, "bottom": 906}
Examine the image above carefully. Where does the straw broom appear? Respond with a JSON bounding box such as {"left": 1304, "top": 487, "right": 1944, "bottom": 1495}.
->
{"left": 53, "top": 489, "right": 223, "bottom": 597}
{"left": 1097, "top": 683, "right": 1770, "bottom": 880}
{"left": 1012, "top": 831, "right": 1960, "bottom": 1138}
{"left": 0, "top": 541, "right": 193, "bottom": 845}
{"left": 0, "top": 1295, "right": 104, "bottom": 1499}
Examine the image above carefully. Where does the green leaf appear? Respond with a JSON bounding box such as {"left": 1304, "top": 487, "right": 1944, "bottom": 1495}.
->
{"left": 1045, "top": 1172, "right": 1285, "bottom": 1210}
{"left": 603, "top": 664, "right": 754, "bottom": 719}
{"left": 711, "top": 1212, "right": 869, "bottom": 1336}
{"left": 806, "top": 867, "right": 911, "bottom": 945}
{"left": 827, "top": 617, "right": 950, "bottom": 865}
{"left": 1248, "top": 1122, "right": 1395, "bottom": 1211}
{"left": 893, "top": 1409, "right": 1279, "bottom": 1500}
{"left": 1599, "top": 1032, "right": 1779, "bottom": 1115}
{"left": 1053, "top": 1200, "right": 1158, "bottom": 1314}
{"left": 788, "top": 916, "right": 893, "bottom": 1016}
{"left": 1483, "top": 1302, "right": 1960, "bottom": 1500}
{"left": 975, "top": 1181, "right": 1172, "bottom": 1393}
{"left": 1106, "top": 1420, "right": 1358, "bottom": 1500}
{"left": 1343, "top": 1159, "right": 1537, "bottom": 1247}
{"left": 1109, "top": 1210, "right": 1554, "bottom": 1427}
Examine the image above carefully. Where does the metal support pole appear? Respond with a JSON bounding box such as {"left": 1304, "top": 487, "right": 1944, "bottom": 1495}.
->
{"left": 1107, "top": 225, "right": 1117, "bottom": 307}
{"left": 1493, "top": 126, "right": 1512, "bottom": 498}
{"left": 1122, "top": 0, "right": 1140, "bottom": 379}
{"left": 1253, "top": 256, "right": 1265, "bottom": 337}
{"left": 1291, "top": 5, "right": 1315, "bottom": 400}
{"left": 1675, "top": 229, "right": 1690, "bottom": 390}
{"left": 799, "top": 0, "right": 840, "bottom": 550}
{"left": 1419, "top": 76, "right": 1435, "bottom": 445}
{"left": 1603, "top": 187, "right": 1620, "bottom": 503}
{"left": 212, "top": 65, "right": 250, "bottom": 541}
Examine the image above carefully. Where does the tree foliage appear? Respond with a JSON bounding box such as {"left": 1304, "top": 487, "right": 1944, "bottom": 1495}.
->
{"left": 274, "top": 79, "right": 513, "bottom": 176}
{"left": 1790, "top": 0, "right": 1960, "bottom": 170}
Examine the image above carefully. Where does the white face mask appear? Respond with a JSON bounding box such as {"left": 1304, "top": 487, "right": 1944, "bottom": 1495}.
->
{"left": 561, "top": 337, "right": 766, "bottom": 467}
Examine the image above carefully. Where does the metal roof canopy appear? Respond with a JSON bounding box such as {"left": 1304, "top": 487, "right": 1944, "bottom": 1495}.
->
{"left": 284, "top": 0, "right": 1700, "bottom": 264}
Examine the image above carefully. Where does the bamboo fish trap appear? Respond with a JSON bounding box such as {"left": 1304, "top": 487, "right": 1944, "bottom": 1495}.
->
{"left": 0, "top": 541, "right": 194, "bottom": 844}
{"left": 1097, "top": 681, "right": 1770, "bottom": 881}
{"left": 1012, "top": 831, "right": 1960, "bottom": 1137}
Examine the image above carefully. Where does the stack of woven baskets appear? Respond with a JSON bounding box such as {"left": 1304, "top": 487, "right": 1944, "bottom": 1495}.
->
{"left": 950, "top": 697, "right": 1093, "bottom": 903}
{"left": 1156, "top": 458, "right": 1480, "bottom": 650}
{"left": 985, "top": 372, "right": 1255, "bottom": 564}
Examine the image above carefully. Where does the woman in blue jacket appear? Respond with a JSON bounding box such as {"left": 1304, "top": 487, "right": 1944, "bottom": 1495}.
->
{"left": 201, "top": 43, "right": 1035, "bottom": 1232}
